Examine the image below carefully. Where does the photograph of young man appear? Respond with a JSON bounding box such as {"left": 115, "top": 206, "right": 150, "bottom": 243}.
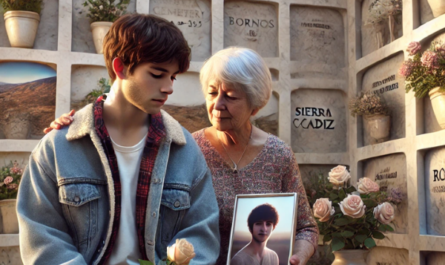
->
{"left": 16, "top": 14, "right": 220, "bottom": 265}
{"left": 231, "top": 204, "right": 280, "bottom": 265}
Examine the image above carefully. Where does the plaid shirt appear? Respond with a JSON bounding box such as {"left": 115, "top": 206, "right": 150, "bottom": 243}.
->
{"left": 94, "top": 96, "right": 166, "bottom": 264}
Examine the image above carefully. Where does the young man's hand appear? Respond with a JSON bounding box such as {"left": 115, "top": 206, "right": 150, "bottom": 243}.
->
{"left": 43, "top": 109, "right": 75, "bottom": 134}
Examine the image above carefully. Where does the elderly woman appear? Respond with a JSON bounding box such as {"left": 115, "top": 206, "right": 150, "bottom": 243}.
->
{"left": 45, "top": 47, "right": 318, "bottom": 265}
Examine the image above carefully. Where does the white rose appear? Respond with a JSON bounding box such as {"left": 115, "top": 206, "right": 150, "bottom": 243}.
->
{"left": 339, "top": 194, "right": 366, "bottom": 218}
{"left": 373, "top": 202, "right": 395, "bottom": 224}
{"left": 167, "top": 239, "right": 196, "bottom": 265}
{"left": 313, "top": 198, "right": 335, "bottom": 222}
{"left": 328, "top": 165, "right": 351, "bottom": 186}
{"left": 357, "top": 177, "right": 380, "bottom": 194}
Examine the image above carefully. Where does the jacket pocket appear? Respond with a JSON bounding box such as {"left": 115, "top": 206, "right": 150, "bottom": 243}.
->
{"left": 159, "top": 188, "right": 191, "bottom": 244}
{"left": 58, "top": 180, "right": 104, "bottom": 252}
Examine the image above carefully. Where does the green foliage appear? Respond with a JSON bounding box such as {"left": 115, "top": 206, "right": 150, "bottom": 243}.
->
{"left": 0, "top": 161, "right": 23, "bottom": 200}
{"left": 401, "top": 41, "right": 445, "bottom": 98}
{"left": 82, "top": 0, "right": 130, "bottom": 22}
{"left": 305, "top": 171, "right": 403, "bottom": 251}
{"left": 0, "top": 0, "right": 43, "bottom": 14}
{"left": 84, "top": 78, "right": 111, "bottom": 104}
{"left": 138, "top": 260, "right": 153, "bottom": 265}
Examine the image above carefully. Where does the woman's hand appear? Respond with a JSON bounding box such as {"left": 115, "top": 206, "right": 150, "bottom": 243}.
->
{"left": 289, "top": 240, "right": 315, "bottom": 265}
{"left": 43, "top": 109, "right": 75, "bottom": 134}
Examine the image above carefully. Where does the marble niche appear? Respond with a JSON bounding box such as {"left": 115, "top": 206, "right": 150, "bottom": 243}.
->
{"left": 425, "top": 147, "right": 445, "bottom": 236}
{"left": 360, "top": 53, "right": 405, "bottom": 146}
{"left": 362, "top": 153, "right": 408, "bottom": 234}
{"left": 367, "top": 247, "right": 408, "bottom": 264}
{"left": 150, "top": 0, "right": 211, "bottom": 61}
{"left": 71, "top": 65, "right": 110, "bottom": 110}
{"left": 291, "top": 89, "right": 347, "bottom": 153}
{"left": 224, "top": 1, "right": 278, "bottom": 58}
{"left": 289, "top": 6, "right": 346, "bottom": 80}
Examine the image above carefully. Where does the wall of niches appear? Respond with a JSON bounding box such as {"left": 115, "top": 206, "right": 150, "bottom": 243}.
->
{"left": 349, "top": 0, "right": 445, "bottom": 262}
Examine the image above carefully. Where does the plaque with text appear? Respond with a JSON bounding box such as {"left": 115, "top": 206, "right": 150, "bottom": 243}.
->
{"left": 425, "top": 147, "right": 445, "bottom": 236}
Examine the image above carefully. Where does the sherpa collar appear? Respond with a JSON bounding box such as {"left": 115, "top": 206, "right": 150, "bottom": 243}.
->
{"left": 66, "top": 104, "right": 186, "bottom": 145}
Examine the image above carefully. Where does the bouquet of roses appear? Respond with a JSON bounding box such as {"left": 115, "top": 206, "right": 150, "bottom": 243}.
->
{"left": 305, "top": 165, "right": 404, "bottom": 252}
{"left": 139, "top": 238, "right": 196, "bottom": 265}
{"left": 0, "top": 161, "right": 23, "bottom": 200}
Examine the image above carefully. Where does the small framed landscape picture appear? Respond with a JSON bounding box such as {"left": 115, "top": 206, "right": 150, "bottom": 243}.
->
{"left": 227, "top": 193, "right": 298, "bottom": 265}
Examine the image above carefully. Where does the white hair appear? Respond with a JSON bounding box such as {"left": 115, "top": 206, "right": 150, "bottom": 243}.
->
{"left": 199, "top": 47, "right": 272, "bottom": 110}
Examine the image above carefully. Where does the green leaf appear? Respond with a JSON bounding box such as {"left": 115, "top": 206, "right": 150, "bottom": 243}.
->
{"left": 364, "top": 237, "right": 376, "bottom": 249}
{"left": 329, "top": 193, "right": 339, "bottom": 200}
{"left": 372, "top": 231, "right": 385, "bottom": 239}
{"left": 378, "top": 225, "right": 387, "bottom": 232}
{"left": 383, "top": 224, "right": 394, "bottom": 232}
{"left": 139, "top": 260, "right": 154, "bottom": 265}
{"left": 341, "top": 231, "right": 354, "bottom": 238}
{"left": 334, "top": 218, "right": 350, "bottom": 226}
{"left": 331, "top": 237, "right": 345, "bottom": 251}
{"left": 346, "top": 186, "right": 357, "bottom": 193}
{"left": 323, "top": 233, "right": 332, "bottom": 242}
{"left": 355, "top": 234, "right": 368, "bottom": 243}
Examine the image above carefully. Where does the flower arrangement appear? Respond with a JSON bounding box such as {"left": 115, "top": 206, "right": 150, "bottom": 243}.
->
{"left": 0, "top": 0, "right": 43, "bottom": 14}
{"left": 139, "top": 238, "right": 196, "bottom": 265}
{"left": 82, "top": 0, "right": 130, "bottom": 23}
{"left": 305, "top": 165, "right": 404, "bottom": 252}
{"left": 348, "top": 91, "right": 390, "bottom": 117}
{"left": 0, "top": 161, "right": 23, "bottom": 200}
{"left": 72, "top": 78, "right": 111, "bottom": 110}
{"left": 365, "top": 0, "right": 402, "bottom": 26}
{"left": 399, "top": 41, "right": 445, "bottom": 98}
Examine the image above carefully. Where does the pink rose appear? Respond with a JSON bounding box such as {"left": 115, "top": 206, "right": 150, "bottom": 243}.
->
{"left": 339, "top": 195, "right": 366, "bottom": 218}
{"left": 328, "top": 165, "right": 351, "bottom": 186}
{"left": 357, "top": 177, "right": 380, "bottom": 194}
{"left": 4, "top": 176, "right": 13, "bottom": 185}
{"left": 167, "top": 239, "right": 196, "bottom": 265}
{"left": 399, "top": 61, "right": 413, "bottom": 77}
{"left": 373, "top": 202, "right": 395, "bottom": 224}
{"left": 421, "top": 51, "right": 439, "bottom": 69}
{"left": 313, "top": 198, "right": 335, "bottom": 222}
{"left": 406, "top": 41, "right": 421, "bottom": 55}
{"left": 7, "top": 183, "right": 18, "bottom": 190}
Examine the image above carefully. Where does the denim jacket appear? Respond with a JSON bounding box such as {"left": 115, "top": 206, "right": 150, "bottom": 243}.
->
{"left": 17, "top": 104, "right": 220, "bottom": 265}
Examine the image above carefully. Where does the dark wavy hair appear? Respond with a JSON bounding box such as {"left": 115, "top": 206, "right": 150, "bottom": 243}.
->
{"left": 103, "top": 14, "right": 191, "bottom": 81}
{"left": 247, "top": 203, "right": 280, "bottom": 232}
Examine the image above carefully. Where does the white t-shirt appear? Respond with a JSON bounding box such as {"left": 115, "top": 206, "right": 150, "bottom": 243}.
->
{"left": 106, "top": 135, "right": 147, "bottom": 265}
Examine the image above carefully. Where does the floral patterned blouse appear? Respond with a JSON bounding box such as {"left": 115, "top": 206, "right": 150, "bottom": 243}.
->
{"left": 192, "top": 129, "right": 319, "bottom": 265}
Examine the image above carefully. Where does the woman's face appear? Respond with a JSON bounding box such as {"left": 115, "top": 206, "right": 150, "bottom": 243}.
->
{"left": 205, "top": 80, "right": 256, "bottom": 132}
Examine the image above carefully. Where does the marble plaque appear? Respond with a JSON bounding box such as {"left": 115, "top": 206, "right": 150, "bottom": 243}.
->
{"left": 425, "top": 147, "right": 445, "bottom": 236}
{"left": 291, "top": 89, "right": 346, "bottom": 153}
{"left": 361, "top": 0, "right": 403, "bottom": 57}
{"left": 72, "top": 0, "right": 137, "bottom": 53}
{"left": 362, "top": 153, "right": 407, "bottom": 234}
{"left": 150, "top": 0, "right": 211, "bottom": 62}
{"left": 0, "top": 247, "right": 22, "bottom": 265}
{"left": 224, "top": 1, "right": 278, "bottom": 58}
{"left": 290, "top": 6, "right": 345, "bottom": 77}
{"left": 71, "top": 65, "right": 109, "bottom": 110}
{"left": 366, "top": 247, "right": 408, "bottom": 264}
{"left": 419, "top": 0, "right": 434, "bottom": 25}
{"left": 361, "top": 53, "right": 405, "bottom": 146}
{"left": 0, "top": 0, "right": 58, "bottom": 50}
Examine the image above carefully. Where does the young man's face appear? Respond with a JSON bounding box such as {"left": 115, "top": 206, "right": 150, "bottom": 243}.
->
{"left": 251, "top": 220, "right": 274, "bottom": 243}
{"left": 121, "top": 60, "right": 179, "bottom": 114}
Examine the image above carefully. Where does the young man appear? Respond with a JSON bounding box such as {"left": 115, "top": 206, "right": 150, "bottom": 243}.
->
{"left": 231, "top": 204, "right": 279, "bottom": 265}
{"left": 17, "top": 14, "right": 220, "bottom": 265}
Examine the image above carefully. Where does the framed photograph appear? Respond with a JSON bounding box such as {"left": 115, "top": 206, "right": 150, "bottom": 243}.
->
{"left": 227, "top": 193, "right": 298, "bottom": 265}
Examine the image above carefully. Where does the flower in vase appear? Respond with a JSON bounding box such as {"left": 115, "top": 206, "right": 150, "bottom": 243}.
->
{"left": 357, "top": 177, "right": 380, "bottom": 194}
{"left": 373, "top": 202, "right": 395, "bottom": 224}
{"left": 421, "top": 51, "right": 439, "bottom": 69}
{"left": 4, "top": 176, "right": 13, "bottom": 185}
{"left": 339, "top": 194, "right": 366, "bottom": 218}
{"left": 399, "top": 60, "right": 414, "bottom": 77}
{"left": 406, "top": 41, "right": 421, "bottom": 55}
{"left": 313, "top": 198, "right": 335, "bottom": 222}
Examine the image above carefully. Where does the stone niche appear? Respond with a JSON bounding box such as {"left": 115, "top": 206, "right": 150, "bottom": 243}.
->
{"left": 224, "top": 1, "right": 278, "bottom": 58}
{"left": 423, "top": 32, "right": 445, "bottom": 134}
{"left": 424, "top": 146, "right": 445, "bottom": 236}
{"left": 0, "top": 153, "right": 30, "bottom": 168}
{"left": 360, "top": 53, "right": 405, "bottom": 146}
{"left": 0, "top": 0, "right": 58, "bottom": 50}
{"left": 289, "top": 6, "right": 345, "bottom": 79}
{"left": 0, "top": 247, "right": 22, "bottom": 265}
{"left": 366, "top": 247, "right": 408, "bottom": 264}
{"left": 299, "top": 164, "right": 340, "bottom": 192}
{"left": 150, "top": 0, "right": 211, "bottom": 62}
{"left": 419, "top": 0, "right": 435, "bottom": 25}
{"left": 252, "top": 93, "right": 278, "bottom": 136}
{"left": 361, "top": 0, "right": 403, "bottom": 57}
{"left": 72, "top": 0, "right": 137, "bottom": 53}
{"left": 0, "top": 62, "right": 56, "bottom": 139}
{"left": 422, "top": 252, "right": 445, "bottom": 264}
{"left": 71, "top": 65, "right": 109, "bottom": 110}
{"left": 291, "top": 89, "right": 346, "bottom": 153}
{"left": 362, "top": 153, "right": 407, "bottom": 234}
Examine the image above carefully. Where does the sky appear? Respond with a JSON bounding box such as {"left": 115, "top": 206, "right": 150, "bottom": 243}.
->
{"left": 0, "top": 62, "right": 56, "bottom": 84}
{"left": 233, "top": 195, "right": 297, "bottom": 237}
